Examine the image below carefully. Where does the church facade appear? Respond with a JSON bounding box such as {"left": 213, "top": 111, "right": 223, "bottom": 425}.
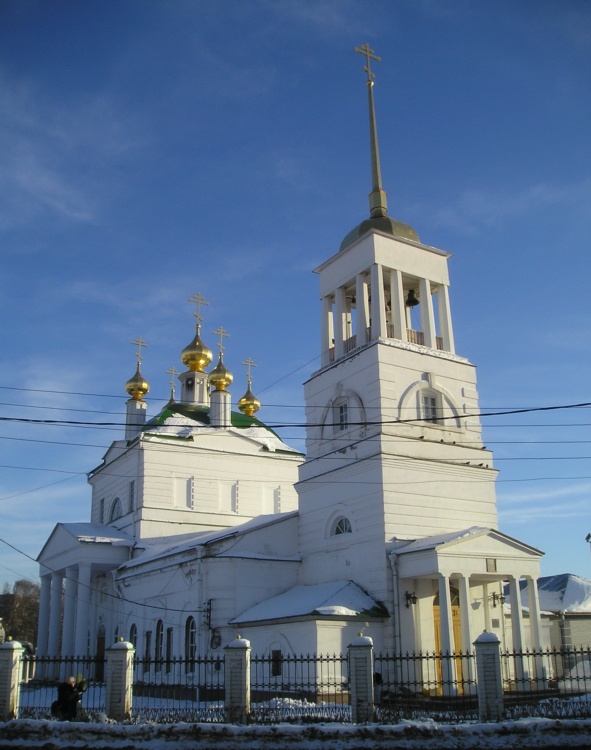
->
{"left": 37, "top": 49, "right": 546, "bottom": 678}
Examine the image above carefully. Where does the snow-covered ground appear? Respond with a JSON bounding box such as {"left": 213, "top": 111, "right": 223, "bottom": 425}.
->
{"left": 2, "top": 717, "right": 591, "bottom": 749}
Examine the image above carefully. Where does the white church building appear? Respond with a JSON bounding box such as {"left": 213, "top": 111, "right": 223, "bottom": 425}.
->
{"left": 37, "top": 48, "right": 546, "bottom": 671}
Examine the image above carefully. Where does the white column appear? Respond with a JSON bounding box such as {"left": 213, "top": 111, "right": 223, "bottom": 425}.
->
{"left": 508, "top": 576, "right": 527, "bottom": 682}
{"left": 74, "top": 563, "right": 92, "bottom": 657}
{"left": 36, "top": 575, "right": 51, "bottom": 658}
{"left": 321, "top": 296, "right": 333, "bottom": 367}
{"left": 355, "top": 273, "right": 368, "bottom": 346}
{"left": 457, "top": 574, "right": 475, "bottom": 691}
{"left": 437, "top": 284, "right": 455, "bottom": 353}
{"left": 419, "top": 277, "right": 436, "bottom": 348}
{"left": 334, "top": 286, "right": 345, "bottom": 359}
{"left": 390, "top": 269, "right": 406, "bottom": 341}
{"left": 438, "top": 574, "right": 457, "bottom": 695}
{"left": 47, "top": 572, "right": 63, "bottom": 657}
{"left": 526, "top": 576, "right": 546, "bottom": 688}
{"left": 370, "top": 263, "right": 386, "bottom": 340}
{"left": 61, "top": 566, "right": 77, "bottom": 657}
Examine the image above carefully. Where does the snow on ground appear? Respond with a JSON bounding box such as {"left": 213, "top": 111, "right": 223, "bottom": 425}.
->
{"left": 2, "top": 717, "right": 591, "bottom": 749}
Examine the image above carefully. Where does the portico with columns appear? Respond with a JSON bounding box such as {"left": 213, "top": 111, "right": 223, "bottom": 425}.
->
{"left": 37, "top": 523, "right": 133, "bottom": 660}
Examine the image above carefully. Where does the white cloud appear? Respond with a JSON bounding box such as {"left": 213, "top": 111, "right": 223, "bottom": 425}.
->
{"left": 0, "top": 73, "right": 146, "bottom": 232}
{"left": 431, "top": 179, "right": 591, "bottom": 235}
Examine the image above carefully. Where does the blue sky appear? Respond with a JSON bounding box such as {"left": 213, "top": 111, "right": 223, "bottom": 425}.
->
{"left": 0, "top": 0, "right": 590, "bottom": 587}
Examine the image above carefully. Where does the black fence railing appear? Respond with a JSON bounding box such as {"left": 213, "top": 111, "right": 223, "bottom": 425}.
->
{"left": 131, "top": 654, "right": 225, "bottom": 723}
{"left": 15, "top": 646, "right": 591, "bottom": 724}
{"left": 18, "top": 656, "right": 106, "bottom": 720}
{"left": 374, "top": 651, "right": 479, "bottom": 724}
{"left": 249, "top": 652, "right": 350, "bottom": 723}
{"left": 502, "top": 645, "right": 591, "bottom": 720}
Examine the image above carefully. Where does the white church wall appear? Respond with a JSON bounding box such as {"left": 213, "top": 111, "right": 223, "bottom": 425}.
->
{"left": 89, "top": 446, "right": 143, "bottom": 528}
{"left": 108, "top": 439, "right": 300, "bottom": 542}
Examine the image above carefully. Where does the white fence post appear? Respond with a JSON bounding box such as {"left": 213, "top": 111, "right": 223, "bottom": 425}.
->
{"left": 0, "top": 639, "right": 24, "bottom": 720}
{"left": 474, "top": 631, "right": 504, "bottom": 722}
{"left": 348, "top": 634, "right": 374, "bottom": 724}
{"left": 224, "top": 635, "right": 250, "bottom": 724}
{"left": 105, "top": 639, "right": 135, "bottom": 721}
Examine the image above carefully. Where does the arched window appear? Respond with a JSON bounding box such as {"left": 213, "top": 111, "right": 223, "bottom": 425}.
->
{"left": 155, "top": 619, "right": 164, "bottom": 672}
{"left": 109, "top": 497, "right": 122, "bottom": 522}
{"left": 185, "top": 616, "right": 196, "bottom": 672}
{"left": 129, "top": 623, "right": 138, "bottom": 649}
{"left": 332, "top": 516, "right": 353, "bottom": 536}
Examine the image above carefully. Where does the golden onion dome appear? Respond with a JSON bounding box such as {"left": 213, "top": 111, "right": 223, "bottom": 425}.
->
{"left": 125, "top": 364, "right": 150, "bottom": 401}
{"left": 209, "top": 353, "right": 233, "bottom": 392}
{"left": 237, "top": 385, "right": 260, "bottom": 417}
{"left": 181, "top": 326, "right": 213, "bottom": 372}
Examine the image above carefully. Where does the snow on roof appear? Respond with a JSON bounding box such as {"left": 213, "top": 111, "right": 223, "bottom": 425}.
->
{"left": 518, "top": 573, "right": 591, "bottom": 614}
{"left": 232, "top": 581, "right": 388, "bottom": 624}
{"left": 60, "top": 523, "right": 134, "bottom": 545}
{"left": 144, "top": 408, "right": 301, "bottom": 455}
{"left": 118, "top": 512, "right": 299, "bottom": 571}
{"left": 395, "top": 527, "right": 489, "bottom": 554}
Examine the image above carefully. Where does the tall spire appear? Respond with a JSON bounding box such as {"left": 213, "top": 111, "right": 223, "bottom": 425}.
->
{"left": 355, "top": 43, "right": 388, "bottom": 219}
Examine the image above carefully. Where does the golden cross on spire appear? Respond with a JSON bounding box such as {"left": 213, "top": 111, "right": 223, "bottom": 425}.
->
{"left": 188, "top": 292, "right": 209, "bottom": 326}
{"left": 241, "top": 357, "right": 257, "bottom": 385}
{"left": 131, "top": 337, "right": 148, "bottom": 364}
{"left": 166, "top": 366, "right": 180, "bottom": 396}
{"left": 354, "top": 43, "right": 381, "bottom": 84}
{"left": 212, "top": 326, "right": 230, "bottom": 353}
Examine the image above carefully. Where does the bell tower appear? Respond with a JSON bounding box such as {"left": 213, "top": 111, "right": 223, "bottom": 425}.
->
{"left": 297, "top": 47, "right": 498, "bottom": 593}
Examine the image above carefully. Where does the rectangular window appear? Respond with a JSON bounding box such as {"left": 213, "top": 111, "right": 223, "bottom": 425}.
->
{"left": 129, "top": 480, "right": 135, "bottom": 512}
{"left": 144, "top": 631, "right": 152, "bottom": 669}
{"left": 271, "top": 649, "right": 283, "bottom": 677}
{"left": 166, "top": 628, "right": 173, "bottom": 674}
{"left": 99, "top": 498, "right": 105, "bottom": 524}
{"left": 339, "top": 403, "right": 349, "bottom": 430}
{"left": 422, "top": 394, "right": 438, "bottom": 423}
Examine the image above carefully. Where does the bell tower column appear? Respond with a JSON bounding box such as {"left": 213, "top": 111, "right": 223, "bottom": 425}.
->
{"left": 370, "top": 263, "right": 387, "bottom": 339}
{"left": 419, "top": 278, "right": 437, "bottom": 348}
{"left": 438, "top": 285, "right": 455, "bottom": 354}
{"left": 355, "top": 273, "right": 369, "bottom": 346}
{"left": 321, "top": 296, "right": 333, "bottom": 367}
{"left": 334, "top": 286, "right": 346, "bottom": 359}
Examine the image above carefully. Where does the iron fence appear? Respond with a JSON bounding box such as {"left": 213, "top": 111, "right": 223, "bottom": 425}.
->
{"left": 374, "top": 651, "right": 478, "bottom": 724}
{"left": 502, "top": 645, "right": 591, "bottom": 720}
{"left": 18, "top": 655, "right": 106, "bottom": 720}
{"left": 249, "top": 652, "right": 350, "bottom": 723}
{"left": 131, "top": 654, "right": 225, "bottom": 723}
{"left": 14, "top": 645, "right": 591, "bottom": 724}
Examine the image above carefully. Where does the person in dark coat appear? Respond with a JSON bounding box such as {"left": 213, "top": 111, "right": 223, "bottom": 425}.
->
{"left": 52, "top": 675, "right": 85, "bottom": 721}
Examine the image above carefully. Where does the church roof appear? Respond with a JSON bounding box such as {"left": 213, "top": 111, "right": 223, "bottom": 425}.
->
{"left": 516, "top": 573, "right": 591, "bottom": 614}
{"left": 394, "top": 526, "right": 543, "bottom": 556}
{"left": 57, "top": 523, "right": 134, "bottom": 545}
{"left": 339, "top": 215, "right": 419, "bottom": 252}
{"left": 142, "top": 403, "right": 302, "bottom": 455}
{"left": 117, "top": 511, "right": 299, "bottom": 572}
{"left": 231, "top": 581, "right": 388, "bottom": 624}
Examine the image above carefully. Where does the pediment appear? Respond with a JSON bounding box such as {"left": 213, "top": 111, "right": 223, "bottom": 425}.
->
{"left": 395, "top": 526, "right": 543, "bottom": 580}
